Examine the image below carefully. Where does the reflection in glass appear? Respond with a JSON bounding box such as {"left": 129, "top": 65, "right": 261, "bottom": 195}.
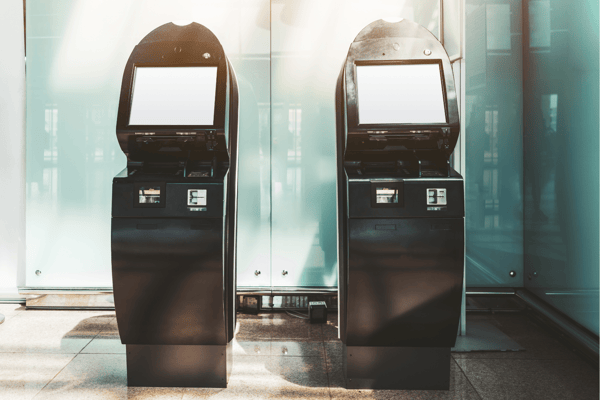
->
{"left": 522, "top": 0, "right": 599, "bottom": 334}
{"left": 270, "top": 0, "right": 441, "bottom": 288}
{"left": 26, "top": 0, "right": 271, "bottom": 288}
{"left": 465, "top": 0, "right": 523, "bottom": 286}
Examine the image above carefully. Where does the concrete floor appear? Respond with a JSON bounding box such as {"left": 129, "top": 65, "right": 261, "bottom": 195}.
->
{"left": 0, "top": 304, "right": 597, "bottom": 399}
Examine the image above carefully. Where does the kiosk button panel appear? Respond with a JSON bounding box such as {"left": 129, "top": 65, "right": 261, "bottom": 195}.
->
{"left": 426, "top": 189, "right": 446, "bottom": 205}
{"left": 188, "top": 189, "right": 207, "bottom": 206}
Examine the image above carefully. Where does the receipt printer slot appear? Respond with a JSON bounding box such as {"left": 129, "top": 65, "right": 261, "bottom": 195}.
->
{"left": 371, "top": 182, "right": 403, "bottom": 208}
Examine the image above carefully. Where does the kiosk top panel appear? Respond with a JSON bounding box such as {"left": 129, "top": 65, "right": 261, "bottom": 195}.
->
{"left": 116, "top": 22, "right": 230, "bottom": 161}
{"left": 342, "top": 19, "right": 460, "bottom": 155}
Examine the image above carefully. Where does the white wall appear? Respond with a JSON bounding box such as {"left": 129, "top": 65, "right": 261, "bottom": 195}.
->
{"left": 0, "top": 1, "right": 26, "bottom": 296}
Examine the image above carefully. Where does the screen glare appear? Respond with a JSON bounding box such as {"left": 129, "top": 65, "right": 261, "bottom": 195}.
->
{"left": 356, "top": 64, "right": 446, "bottom": 124}
{"left": 129, "top": 67, "right": 217, "bottom": 126}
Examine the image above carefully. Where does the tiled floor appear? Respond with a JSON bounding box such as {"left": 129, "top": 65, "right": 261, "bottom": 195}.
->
{"left": 0, "top": 304, "right": 597, "bottom": 399}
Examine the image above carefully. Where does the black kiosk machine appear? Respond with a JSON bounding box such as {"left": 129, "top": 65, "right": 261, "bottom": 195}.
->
{"left": 336, "top": 19, "right": 464, "bottom": 390}
{"left": 111, "top": 22, "right": 238, "bottom": 388}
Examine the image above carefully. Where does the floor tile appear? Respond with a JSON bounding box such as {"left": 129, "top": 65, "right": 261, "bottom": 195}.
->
{"left": 0, "top": 311, "right": 111, "bottom": 353}
{"left": 230, "top": 355, "right": 329, "bottom": 388}
{"left": 34, "top": 353, "right": 127, "bottom": 399}
{"left": 451, "top": 313, "right": 579, "bottom": 360}
{"left": 188, "top": 386, "right": 330, "bottom": 400}
{"left": 184, "top": 386, "right": 330, "bottom": 399}
{"left": 322, "top": 312, "right": 339, "bottom": 341}
{"left": 236, "top": 313, "right": 275, "bottom": 321}
{"left": 270, "top": 314, "right": 323, "bottom": 341}
{"left": 324, "top": 341, "right": 343, "bottom": 364}
{"left": 223, "top": 355, "right": 331, "bottom": 399}
{"left": 1, "top": 308, "right": 597, "bottom": 399}
{"left": 0, "top": 353, "right": 75, "bottom": 400}
{"left": 234, "top": 314, "right": 274, "bottom": 341}
{"left": 270, "top": 341, "right": 324, "bottom": 357}
{"left": 62, "top": 315, "right": 116, "bottom": 339}
{"left": 97, "top": 317, "right": 120, "bottom": 338}
{"left": 263, "top": 356, "right": 329, "bottom": 388}
{"left": 81, "top": 338, "right": 126, "bottom": 354}
{"left": 124, "top": 387, "right": 185, "bottom": 399}
{"left": 235, "top": 312, "right": 324, "bottom": 341}
{"left": 182, "top": 387, "right": 229, "bottom": 399}
{"left": 329, "top": 360, "right": 481, "bottom": 399}
{"left": 455, "top": 358, "right": 599, "bottom": 400}
{"left": 232, "top": 340, "right": 271, "bottom": 356}
{"left": 0, "top": 303, "right": 26, "bottom": 317}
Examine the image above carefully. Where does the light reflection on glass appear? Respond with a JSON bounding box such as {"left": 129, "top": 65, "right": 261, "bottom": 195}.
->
{"left": 26, "top": 0, "right": 271, "bottom": 288}
{"left": 270, "top": 0, "right": 441, "bottom": 288}
{"left": 465, "top": 0, "right": 523, "bottom": 286}
{"left": 522, "top": 0, "right": 599, "bottom": 334}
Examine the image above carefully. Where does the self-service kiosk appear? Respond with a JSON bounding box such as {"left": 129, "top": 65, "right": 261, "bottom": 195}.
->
{"left": 336, "top": 19, "right": 464, "bottom": 390}
{"left": 111, "top": 22, "right": 238, "bottom": 388}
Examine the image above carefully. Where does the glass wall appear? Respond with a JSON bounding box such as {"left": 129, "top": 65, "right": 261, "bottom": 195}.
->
{"left": 26, "top": 0, "right": 445, "bottom": 289}
{"left": 269, "top": 0, "right": 441, "bottom": 288}
{"left": 465, "top": 0, "right": 524, "bottom": 287}
{"left": 25, "top": 0, "right": 271, "bottom": 287}
{"left": 522, "top": 0, "right": 599, "bottom": 334}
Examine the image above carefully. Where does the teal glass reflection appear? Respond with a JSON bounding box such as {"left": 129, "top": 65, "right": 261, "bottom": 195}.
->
{"left": 522, "top": 0, "right": 599, "bottom": 334}
{"left": 231, "top": 1, "right": 272, "bottom": 289}
{"left": 465, "top": 0, "right": 524, "bottom": 286}
{"left": 269, "top": 0, "right": 441, "bottom": 288}
{"left": 25, "top": 0, "right": 271, "bottom": 287}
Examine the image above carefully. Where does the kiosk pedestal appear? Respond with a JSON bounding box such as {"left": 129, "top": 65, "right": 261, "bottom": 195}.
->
{"left": 111, "top": 22, "right": 238, "bottom": 388}
{"left": 126, "top": 344, "right": 232, "bottom": 388}
{"left": 336, "top": 19, "right": 464, "bottom": 390}
{"left": 345, "top": 346, "right": 451, "bottom": 390}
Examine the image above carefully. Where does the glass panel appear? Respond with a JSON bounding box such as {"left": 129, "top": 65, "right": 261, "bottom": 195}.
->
{"left": 231, "top": 1, "right": 272, "bottom": 288}
{"left": 523, "top": 0, "right": 599, "bottom": 334}
{"left": 465, "top": 0, "right": 524, "bottom": 286}
{"left": 270, "top": 0, "right": 441, "bottom": 288}
{"left": 25, "top": 0, "right": 271, "bottom": 287}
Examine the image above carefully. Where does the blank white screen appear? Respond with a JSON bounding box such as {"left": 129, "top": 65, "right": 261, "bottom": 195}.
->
{"left": 129, "top": 67, "right": 217, "bottom": 126}
{"left": 357, "top": 64, "right": 446, "bottom": 124}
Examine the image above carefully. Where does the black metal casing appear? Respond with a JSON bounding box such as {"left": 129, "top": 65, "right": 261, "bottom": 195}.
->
{"left": 335, "top": 19, "right": 464, "bottom": 390}
{"left": 111, "top": 22, "right": 238, "bottom": 388}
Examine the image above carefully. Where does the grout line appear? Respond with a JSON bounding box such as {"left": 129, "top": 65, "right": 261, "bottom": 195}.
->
{"left": 32, "top": 317, "right": 117, "bottom": 398}
{"left": 32, "top": 353, "right": 78, "bottom": 399}
{"left": 322, "top": 324, "right": 334, "bottom": 399}
{"left": 452, "top": 357, "right": 484, "bottom": 400}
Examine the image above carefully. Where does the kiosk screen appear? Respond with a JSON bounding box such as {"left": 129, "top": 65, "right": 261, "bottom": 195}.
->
{"left": 356, "top": 64, "right": 446, "bottom": 124}
{"left": 129, "top": 66, "right": 218, "bottom": 126}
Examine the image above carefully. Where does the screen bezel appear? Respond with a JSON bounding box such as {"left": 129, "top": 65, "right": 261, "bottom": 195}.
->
{"left": 125, "top": 62, "right": 226, "bottom": 131}
{"left": 348, "top": 59, "right": 449, "bottom": 131}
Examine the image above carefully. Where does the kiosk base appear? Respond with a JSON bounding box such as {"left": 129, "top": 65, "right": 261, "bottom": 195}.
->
{"left": 126, "top": 343, "right": 232, "bottom": 388}
{"left": 345, "top": 345, "right": 450, "bottom": 390}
